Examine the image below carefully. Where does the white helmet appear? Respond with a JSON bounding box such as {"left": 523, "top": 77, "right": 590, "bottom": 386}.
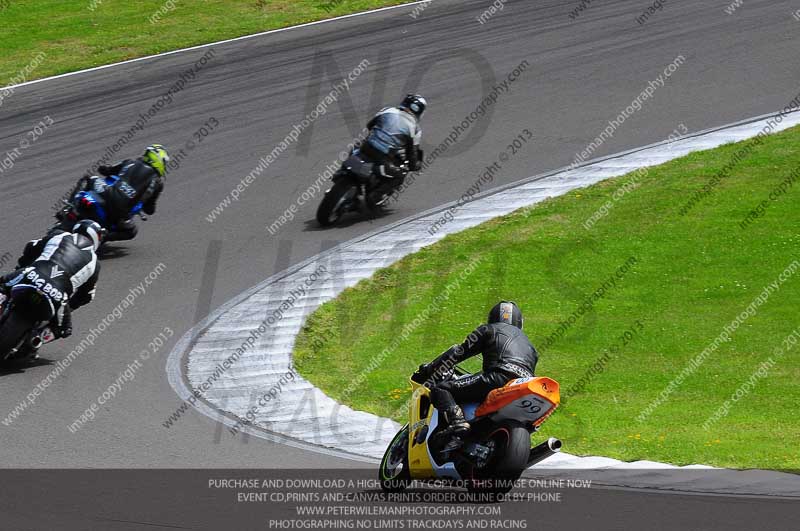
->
{"left": 72, "top": 220, "right": 105, "bottom": 251}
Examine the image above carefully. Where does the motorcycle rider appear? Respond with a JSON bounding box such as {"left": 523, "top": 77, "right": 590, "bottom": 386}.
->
{"left": 416, "top": 301, "right": 538, "bottom": 450}
{"left": 65, "top": 144, "right": 169, "bottom": 241}
{"left": 1, "top": 220, "right": 104, "bottom": 341}
{"left": 357, "top": 94, "right": 426, "bottom": 207}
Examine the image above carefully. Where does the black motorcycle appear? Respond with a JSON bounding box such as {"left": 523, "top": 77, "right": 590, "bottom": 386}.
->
{"left": 0, "top": 281, "right": 60, "bottom": 362}
{"left": 316, "top": 150, "right": 409, "bottom": 227}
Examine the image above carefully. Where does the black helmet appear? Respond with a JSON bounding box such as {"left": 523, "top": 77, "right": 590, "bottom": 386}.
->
{"left": 400, "top": 94, "right": 427, "bottom": 119}
{"left": 488, "top": 301, "right": 523, "bottom": 329}
{"left": 72, "top": 220, "right": 105, "bottom": 251}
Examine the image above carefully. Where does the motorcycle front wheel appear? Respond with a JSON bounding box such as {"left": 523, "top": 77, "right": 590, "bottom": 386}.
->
{"left": 316, "top": 180, "right": 357, "bottom": 227}
{"left": 379, "top": 425, "right": 410, "bottom": 492}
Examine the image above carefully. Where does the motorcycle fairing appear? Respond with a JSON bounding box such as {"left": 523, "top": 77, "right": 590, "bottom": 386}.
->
{"left": 10, "top": 284, "right": 57, "bottom": 319}
{"left": 462, "top": 402, "right": 479, "bottom": 421}
{"left": 474, "top": 377, "right": 560, "bottom": 427}
{"left": 408, "top": 381, "right": 462, "bottom": 480}
{"left": 407, "top": 377, "right": 488, "bottom": 481}
{"left": 408, "top": 383, "right": 436, "bottom": 478}
{"left": 343, "top": 153, "right": 375, "bottom": 182}
{"left": 1, "top": 286, "right": 58, "bottom": 359}
{"left": 424, "top": 410, "right": 463, "bottom": 480}
{"left": 75, "top": 191, "right": 108, "bottom": 224}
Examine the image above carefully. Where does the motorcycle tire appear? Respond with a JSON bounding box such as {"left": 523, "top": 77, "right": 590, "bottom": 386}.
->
{"left": 468, "top": 425, "right": 530, "bottom": 495}
{"left": 379, "top": 425, "right": 411, "bottom": 493}
{"left": 0, "top": 311, "right": 33, "bottom": 362}
{"left": 317, "top": 180, "right": 357, "bottom": 227}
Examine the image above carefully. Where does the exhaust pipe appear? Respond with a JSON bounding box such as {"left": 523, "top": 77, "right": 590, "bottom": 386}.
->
{"left": 29, "top": 335, "right": 44, "bottom": 350}
{"left": 527, "top": 437, "right": 562, "bottom": 467}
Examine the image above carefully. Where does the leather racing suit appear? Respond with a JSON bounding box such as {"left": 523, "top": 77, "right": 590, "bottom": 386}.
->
{"left": 358, "top": 107, "right": 423, "bottom": 205}
{"left": 1, "top": 231, "right": 100, "bottom": 338}
{"left": 422, "top": 322, "right": 539, "bottom": 419}
{"left": 69, "top": 158, "right": 164, "bottom": 241}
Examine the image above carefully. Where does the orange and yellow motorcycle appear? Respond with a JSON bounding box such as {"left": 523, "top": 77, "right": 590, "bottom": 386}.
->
{"left": 379, "top": 366, "right": 562, "bottom": 494}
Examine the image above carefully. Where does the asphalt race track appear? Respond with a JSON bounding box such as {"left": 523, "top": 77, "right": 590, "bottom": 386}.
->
{"left": 1, "top": 0, "right": 799, "bottom": 527}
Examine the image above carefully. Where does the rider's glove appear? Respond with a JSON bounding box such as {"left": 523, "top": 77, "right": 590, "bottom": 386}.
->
{"left": 0, "top": 273, "right": 15, "bottom": 294}
{"left": 416, "top": 363, "right": 432, "bottom": 379}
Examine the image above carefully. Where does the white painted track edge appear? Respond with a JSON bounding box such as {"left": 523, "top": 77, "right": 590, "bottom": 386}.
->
{"left": 0, "top": 1, "right": 429, "bottom": 92}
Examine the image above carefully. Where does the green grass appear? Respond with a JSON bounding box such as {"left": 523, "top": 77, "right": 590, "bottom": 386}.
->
{"left": 0, "top": 0, "right": 411, "bottom": 82}
{"left": 295, "top": 125, "right": 800, "bottom": 471}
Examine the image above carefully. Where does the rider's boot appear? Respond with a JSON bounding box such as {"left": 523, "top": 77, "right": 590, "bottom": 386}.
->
{"left": 367, "top": 178, "right": 400, "bottom": 211}
{"left": 105, "top": 219, "right": 138, "bottom": 242}
{"left": 444, "top": 405, "right": 470, "bottom": 433}
{"left": 53, "top": 306, "right": 73, "bottom": 340}
{"left": 438, "top": 405, "right": 471, "bottom": 452}
{"left": 366, "top": 190, "right": 387, "bottom": 210}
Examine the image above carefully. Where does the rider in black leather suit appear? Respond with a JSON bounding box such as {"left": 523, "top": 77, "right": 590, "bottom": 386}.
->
{"left": 416, "top": 302, "right": 538, "bottom": 447}
{"left": 358, "top": 94, "right": 426, "bottom": 207}
{"left": 1, "top": 220, "right": 104, "bottom": 340}
{"left": 67, "top": 144, "right": 168, "bottom": 241}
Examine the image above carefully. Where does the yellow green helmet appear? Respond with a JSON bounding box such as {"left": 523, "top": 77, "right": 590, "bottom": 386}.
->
{"left": 143, "top": 144, "right": 170, "bottom": 177}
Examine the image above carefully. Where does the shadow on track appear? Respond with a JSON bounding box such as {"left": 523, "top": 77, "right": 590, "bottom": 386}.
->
{"left": 98, "top": 245, "right": 131, "bottom": 261}
{"left": 301, "top": 207, "right": 397, "bottom": 232}
{"left": 0, "top": 357, "right": 54, "bottom": 377}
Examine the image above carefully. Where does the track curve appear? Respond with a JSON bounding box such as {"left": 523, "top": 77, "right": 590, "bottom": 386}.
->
{"left": 170, "top": 109, "right": 800, "bottom": 499}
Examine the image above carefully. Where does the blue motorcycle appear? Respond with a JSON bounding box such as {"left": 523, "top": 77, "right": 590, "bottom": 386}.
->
{"left": 55, "top": 174, "right": 145, "bottom": 241}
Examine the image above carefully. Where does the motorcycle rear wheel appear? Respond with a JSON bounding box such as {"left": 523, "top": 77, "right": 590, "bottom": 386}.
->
{"left": 317, "top": 180, "right": 357, "bottom": 227}
{"left": 0, "top": 311, "right": 33, "bottom": 361}
{"left": 468, "top": 425, "right": 530, "bottom": 495}
{"left": 379, "top": 425, "right": 410, "bottom": 492}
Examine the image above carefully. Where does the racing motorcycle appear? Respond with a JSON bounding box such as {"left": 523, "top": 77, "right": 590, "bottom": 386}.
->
{"left": 316, "top": 149, "right": 410, "bottom": 227}
{"left": 379, "top": 366, "right": 562, "bottom": 494}
{"left": 55, "top": 174, "right": 146, "bottom": 240}
{"left": 0, "top": 276, "right": 61, "bottom": 362}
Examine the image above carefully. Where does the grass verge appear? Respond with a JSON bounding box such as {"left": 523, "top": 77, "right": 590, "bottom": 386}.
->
{"left": 0, "top": 0, "right": 414, "bottom": 83}
{"left": 295, "top": 125, "right": 800, "bottom": 470}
